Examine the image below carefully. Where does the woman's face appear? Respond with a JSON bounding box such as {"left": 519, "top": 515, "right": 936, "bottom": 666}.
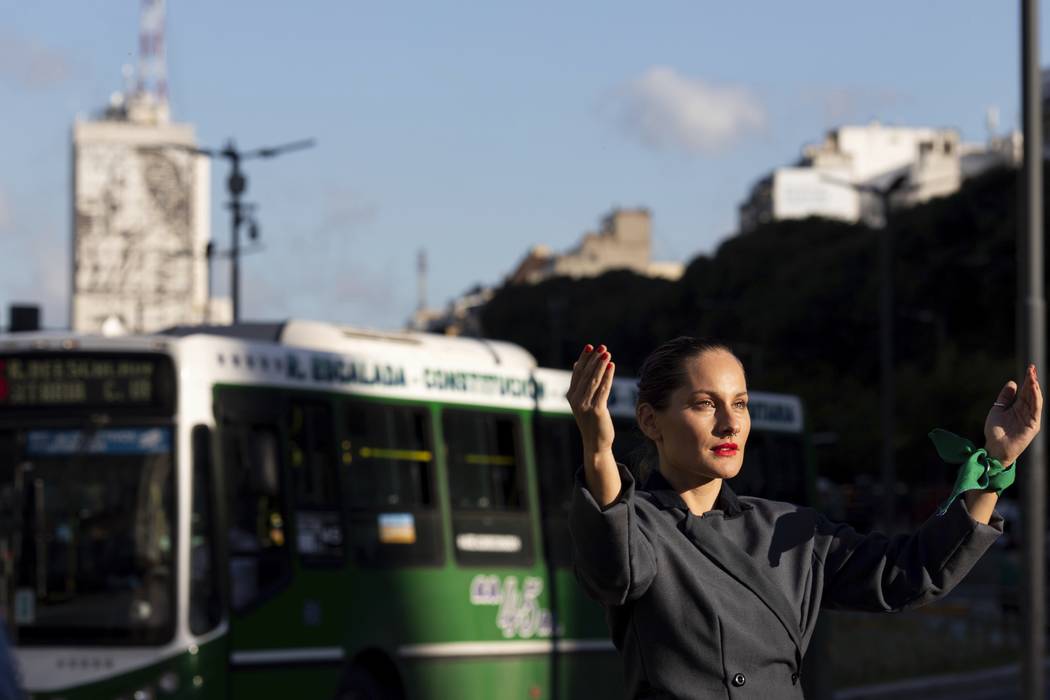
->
{"left": 642, "top": 349, "right": 751, "bottom": 485}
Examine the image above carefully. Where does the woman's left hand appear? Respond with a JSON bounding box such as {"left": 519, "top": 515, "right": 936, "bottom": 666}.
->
{"left": 984, "top": 364, "right": 1044, "bottom": 465}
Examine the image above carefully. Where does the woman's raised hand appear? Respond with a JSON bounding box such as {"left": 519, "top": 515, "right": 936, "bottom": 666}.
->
{"left": 566, "top": 344, "right": 616, "bottom": 455}
{"left": 985, "top": 363, "right": 1043, "bottom": 465}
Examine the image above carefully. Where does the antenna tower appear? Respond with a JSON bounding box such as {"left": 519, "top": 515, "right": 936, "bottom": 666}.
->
{"left": 137, "top": 0, "right": 168, "bottom": 109}
{"left": 418, "top": 249, "right": 428, "bottom": 312}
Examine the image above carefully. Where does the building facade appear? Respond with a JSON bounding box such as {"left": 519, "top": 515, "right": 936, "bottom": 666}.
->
{"left": 507, "top": 208, "right": 683, "bottom": 284}
{"left": 71, "top": 93, "right": 222, "bottom": 334}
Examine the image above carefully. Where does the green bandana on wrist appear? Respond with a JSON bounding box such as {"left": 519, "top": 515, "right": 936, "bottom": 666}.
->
{"left": 929, "top": 429, "right": 1015, "bottom": 517}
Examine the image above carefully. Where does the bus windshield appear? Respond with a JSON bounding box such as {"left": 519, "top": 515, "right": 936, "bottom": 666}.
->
{"left": 0, "top": 426, "right": 176, "bottom": 645}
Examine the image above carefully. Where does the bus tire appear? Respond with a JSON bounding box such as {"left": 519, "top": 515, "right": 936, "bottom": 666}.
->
{"left": 335, "top": 665, "right": 397, "bottom": 700}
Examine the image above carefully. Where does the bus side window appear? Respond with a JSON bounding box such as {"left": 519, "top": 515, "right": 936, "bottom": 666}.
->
{"left": 223, "top": 423, "right": 290, "bottom": 611}
{"left": 344, "top": 402, "right": 443, "bottom": 567}
{"left": 442, "top": 410, "right": 533, "bottom": 567}
{"left": 190, "top": 425, "right": 222, "bottom": 634}
{"left": 533, "top": 416, "right": 579, "bottom": 568}
{"left": 288, "top": 400, "right": 344, "bottom": 562}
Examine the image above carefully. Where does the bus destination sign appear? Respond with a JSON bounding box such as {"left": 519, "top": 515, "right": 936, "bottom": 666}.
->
{"left": 0, "top": 354, "right": 173, "bottom": 411}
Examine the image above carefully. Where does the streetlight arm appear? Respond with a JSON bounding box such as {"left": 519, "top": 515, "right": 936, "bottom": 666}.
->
{"left": 242, "top": 138, "right": 316, "bottom": 159}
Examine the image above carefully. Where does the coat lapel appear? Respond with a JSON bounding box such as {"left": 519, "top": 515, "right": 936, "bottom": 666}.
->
{"left": 681, "top": 513, "right": 803, "bottom": 659}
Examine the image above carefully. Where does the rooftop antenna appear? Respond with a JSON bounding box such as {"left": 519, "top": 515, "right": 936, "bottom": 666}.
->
{"left": 137, "top": 0, "right": 168, "bottom": 116}
{"left": 986, "top": 106, "right": 1001, "bottom": 141}
{"left": 417, "top": 249, "right": 428, "bottom": 312}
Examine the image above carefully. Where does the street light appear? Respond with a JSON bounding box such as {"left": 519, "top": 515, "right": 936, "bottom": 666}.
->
{"left": 147, "top": 138, "right": 315, "bottom": 323}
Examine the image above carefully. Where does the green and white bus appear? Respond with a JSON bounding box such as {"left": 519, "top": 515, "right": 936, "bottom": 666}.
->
{"left": 0, "top": 320, "right": 811, "bottom": 699}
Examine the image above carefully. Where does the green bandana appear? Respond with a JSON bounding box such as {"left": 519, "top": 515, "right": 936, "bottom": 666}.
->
{"left": 929, "top": 429, "right": 1015, "bottom": 517}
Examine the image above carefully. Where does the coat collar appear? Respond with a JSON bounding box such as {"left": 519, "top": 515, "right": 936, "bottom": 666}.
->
{"left": 641, "top": 468, "right": 753, "bottom": 518}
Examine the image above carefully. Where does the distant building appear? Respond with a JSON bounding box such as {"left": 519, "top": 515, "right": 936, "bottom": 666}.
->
{"left": 410, "top": 208, "right": 683, "bottom": 335}
{"left": 71, "top": 91, "right": 230, "bottom": 334}
{"left": 738, "top": 122, "right": 1021, "bottom": 232}
{"left": 507, "top": 208, "right": 684, "bottom": 284}
{"left": 410, "top": 285, "right": 494, "bottom": 337}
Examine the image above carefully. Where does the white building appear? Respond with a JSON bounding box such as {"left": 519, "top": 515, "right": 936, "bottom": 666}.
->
{"left": 72, "top": 92, "right": 229, "bottom": 334}
{"left": 738, "top": 122, "right": 1021, "bottom": 232}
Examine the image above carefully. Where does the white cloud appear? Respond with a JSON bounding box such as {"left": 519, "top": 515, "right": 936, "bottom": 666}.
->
{"left": 609, "top": 66, "right": 766, "bottom": 155}
{"left": 0, "top": 33, "right": 72, "bottom": 91}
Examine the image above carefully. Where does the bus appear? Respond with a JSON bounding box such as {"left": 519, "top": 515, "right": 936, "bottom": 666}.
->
{"left": 0, "top": 320, "right": 812, "bottom": 699}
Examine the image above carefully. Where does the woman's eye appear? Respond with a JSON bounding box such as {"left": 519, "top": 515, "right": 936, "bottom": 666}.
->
{"left": 734, "top": 401, "right": 749, "bottom": 410}
{"left": 693, "top": 400, "right": 714, "bottom": 409}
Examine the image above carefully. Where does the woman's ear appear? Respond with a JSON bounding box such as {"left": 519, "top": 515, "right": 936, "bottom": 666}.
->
{"left": 637, "top": 403, "right": 661, "bottom": 443}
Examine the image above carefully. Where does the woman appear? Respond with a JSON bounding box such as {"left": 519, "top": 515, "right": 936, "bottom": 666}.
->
{"left": 567, "top": 337, "right": 1042, "bottom": 699}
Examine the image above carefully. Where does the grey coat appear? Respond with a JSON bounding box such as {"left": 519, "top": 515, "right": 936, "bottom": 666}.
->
{"left": 569, "top": 464, "right": 1004, "bottom": 699}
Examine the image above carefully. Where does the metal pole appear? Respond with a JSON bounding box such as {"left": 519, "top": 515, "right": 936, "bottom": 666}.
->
{"left": 226, "top": 146, "right": 245, "bottom": 324}
{"left": 1020, "top": 0, "right": 1045, "bottom": 696}
{"left": 879, "top": 192, "right": 896, "bottom": 532}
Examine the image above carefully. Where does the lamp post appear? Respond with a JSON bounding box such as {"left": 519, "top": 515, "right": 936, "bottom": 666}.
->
{"left": 1019, "top": 1, "right": 1045, "bottom": 696}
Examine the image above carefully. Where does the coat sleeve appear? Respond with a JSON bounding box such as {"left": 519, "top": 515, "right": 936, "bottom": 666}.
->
{"left": 818, "top": 495, "right": 1004, "bottom": 612}
{"left": 568, "top": 463, "right": 658, "bottom": 606}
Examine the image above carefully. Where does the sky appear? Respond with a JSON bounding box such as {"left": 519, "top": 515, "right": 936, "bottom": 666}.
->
{"left": 0, "top": 1, "right": 1043, "bottom": 331}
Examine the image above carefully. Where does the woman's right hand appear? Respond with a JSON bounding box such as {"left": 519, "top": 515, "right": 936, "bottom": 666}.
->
{"left": 566, "top": 344, "right": 616, "bottom": 454}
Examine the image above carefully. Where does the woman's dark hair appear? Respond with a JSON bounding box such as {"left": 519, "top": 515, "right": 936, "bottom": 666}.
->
{"left": 629, "top": 336, "right": 741, "bottom": 479}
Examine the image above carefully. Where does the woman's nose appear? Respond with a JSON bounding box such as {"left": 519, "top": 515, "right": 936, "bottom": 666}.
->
{"left": 717, "top": 416, "right": 740, "bottom": 437}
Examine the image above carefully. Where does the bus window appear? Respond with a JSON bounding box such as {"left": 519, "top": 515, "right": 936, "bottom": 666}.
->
{"left": 190, "top": 426, "right": 222, "bottom": 634}
{"left": 534, "top": 415, "right": 645, "bottom": 567}
{"left": 343, "top": 402, "right": 443, "bottom": 567}
{"left": 442, "top": 410, "right": 533, "bottom": 567}
{"left": 288, "top": 401, "right": 344, "bottom": 562}
{"left": 223, "top": 423, "right": 290, "bottom": 611}
{"left": 533, "top": 415, "right": 580, "bottom": 567}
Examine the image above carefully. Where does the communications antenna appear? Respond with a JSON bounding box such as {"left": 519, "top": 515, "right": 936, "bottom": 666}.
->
{"left": 417, "top": 249, "right": 428, "bottom": 312}
{"left": 137, "top": 0, "right": 168, "bottom": 110}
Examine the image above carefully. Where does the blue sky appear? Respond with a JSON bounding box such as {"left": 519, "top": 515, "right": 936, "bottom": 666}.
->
{"left": 0, "top": 2, "right": 1040, "bottom": 331}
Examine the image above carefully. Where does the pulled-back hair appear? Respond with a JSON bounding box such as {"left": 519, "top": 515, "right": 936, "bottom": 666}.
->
{"left": 630, "top": 337, "right": 742, "bottom": 479}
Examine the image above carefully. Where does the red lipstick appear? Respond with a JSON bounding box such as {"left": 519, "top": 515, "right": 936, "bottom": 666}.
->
{"left": 712, "top": 442, "right": 739, "bottom": 457}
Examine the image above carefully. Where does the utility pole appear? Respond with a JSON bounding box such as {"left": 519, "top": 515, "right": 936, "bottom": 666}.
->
{"left": 1019, "top": 0, "right": 1045, "bottom": 696}
{"left": 218, "top": 139, "right": 314, "bottom": 322}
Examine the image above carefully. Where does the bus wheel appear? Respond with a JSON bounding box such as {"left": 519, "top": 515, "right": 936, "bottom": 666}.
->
{"left": 335, "top": 665, "right": 396, "bottom": 700}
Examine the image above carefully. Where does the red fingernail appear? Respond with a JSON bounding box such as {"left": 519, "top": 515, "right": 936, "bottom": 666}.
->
{"left": 598, "top": 345, "right": 607, "bottom": 353}
{"left": 584, "top": 344, "right": 593, "bottom": 352}
{"left": 601, "top": 351, "right": 610, "bottom": 360}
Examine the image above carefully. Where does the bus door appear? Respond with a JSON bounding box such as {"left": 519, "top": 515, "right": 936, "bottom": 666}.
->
{"left": 215, "top": 389, "right": 291, "bottom": 696}
{"left": 217, "top": 389, "right": 346, "bottom": 698}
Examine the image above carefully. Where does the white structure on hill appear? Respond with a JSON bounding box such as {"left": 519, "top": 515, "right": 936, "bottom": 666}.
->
{"left": 738, "top": 122, "right": 1021, "bottom": 232}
